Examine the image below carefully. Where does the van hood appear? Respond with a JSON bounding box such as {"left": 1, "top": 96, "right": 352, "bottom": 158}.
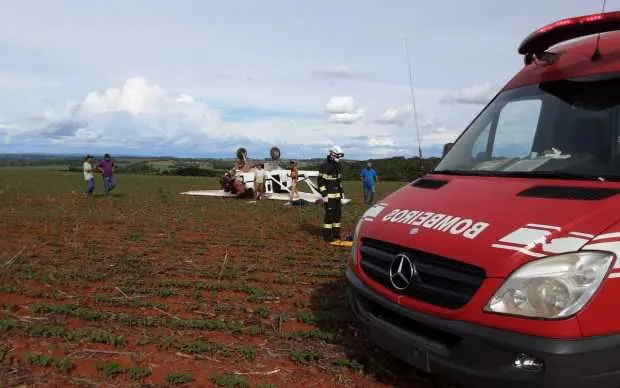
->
{"left": 360, "top": 174, "right": 620, "bottom": 278}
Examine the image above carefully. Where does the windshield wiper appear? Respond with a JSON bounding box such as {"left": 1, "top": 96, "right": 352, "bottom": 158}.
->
{"left": 433, "top": 169, "right": 612, "bottom": 181}
{"left": 433, "top": 169, "right": 490, "bottom": 176}
{"left": 494, "top": 171, "right": 606, "bottom": 181}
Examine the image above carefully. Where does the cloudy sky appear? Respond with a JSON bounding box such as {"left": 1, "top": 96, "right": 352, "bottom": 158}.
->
{"left": 0, "top": 0, "right": 612, "bottom": 159}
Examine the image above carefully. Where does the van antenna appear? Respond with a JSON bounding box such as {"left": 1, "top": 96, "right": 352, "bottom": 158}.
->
{"left": 404, "top": 37, "right": 424, "bottom": 176}
{"left": 592, "top": 0, "right": 608, "bottom": 61}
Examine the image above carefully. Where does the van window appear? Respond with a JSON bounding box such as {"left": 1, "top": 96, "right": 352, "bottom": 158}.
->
{"left": 435, "top": 73, "right": 620, "bottom": 179}
{"left": 493, "top": 99, "right": 541, "bottom": 158}
{"left": 471, "top": 121, "right": 491, "bottom": 160}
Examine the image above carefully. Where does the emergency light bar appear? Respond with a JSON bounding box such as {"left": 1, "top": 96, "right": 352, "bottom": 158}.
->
{"left": 518, "top": 11, "right": 620, "bottom": 56}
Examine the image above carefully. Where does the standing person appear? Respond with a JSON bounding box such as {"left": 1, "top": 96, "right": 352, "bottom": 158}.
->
{"left": 360, "top": 162, "right": 378, "bottom": 204}
{"left": 253, "top": 163, "right": 265, "bottom": 200}
{"left": 289, "top": 160, "right": 300, "bottom": 201}
{"left": 83, "top": 155, "right": 95, "bottom": 197}
{"left": 318, "top": 145, "right": 344, "bottom": 242}
{"left": 98, "top": 153, "right": 116, "bottom": 196}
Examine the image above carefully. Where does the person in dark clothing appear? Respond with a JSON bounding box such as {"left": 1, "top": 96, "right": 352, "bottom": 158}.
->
{"left": 97, "top": 153, "right": 116, "bottom": 195}
{"left": 317, "top": 145, "right": 345, "bottom": 242}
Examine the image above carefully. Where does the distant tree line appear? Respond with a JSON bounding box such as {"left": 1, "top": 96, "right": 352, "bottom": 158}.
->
{"left": 66, "top": 161, "right": 225, "bottom": 177}
{"left": 160, "top": 166, "right": 222, "bottom": 177}
{"left": 304, "top": 157, "right": 441, "bottom": 182}
{"left": 5, "top": 155, "right": 442, "bottom": 182}
{"left": 0, "top": 156, "right": 80, "bottom": 167}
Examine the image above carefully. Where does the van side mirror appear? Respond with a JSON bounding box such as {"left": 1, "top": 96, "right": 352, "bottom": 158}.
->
{"left": 442, "top": 143, "right": 454, "bottom": 157}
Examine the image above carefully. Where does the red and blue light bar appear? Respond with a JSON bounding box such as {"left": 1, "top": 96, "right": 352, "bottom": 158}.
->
{"left": 518, "top": 11, "right": 620, "bottom": 56}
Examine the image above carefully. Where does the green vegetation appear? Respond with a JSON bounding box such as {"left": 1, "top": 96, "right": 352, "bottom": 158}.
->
{"left": 127, "top": 366, "right": 152, "bottom": 380}
{"left": 305, "top": 156, "right": 440, "bottom": 181}
{"left": 95, "top": 362, "right": 151, "bottom": 380}
{"left": 210, "top": 373, "right": 249, "bottom": 388}
{"left": 0, "top": 319, "right": 124, "bottom": 346}
{"left": 0, "top": 168, "right": 448, "bottom": 387}
{"left": 0, "top": 344, "right": 7, "bottom": 362}
{"left": 166, "top": 372, "right": 194, "bottom": 385}
{"left": 178, "top": 339, "right": 230, "bottom": 356}
{"left": 0, "top": 153, "right": 440, "bottom": 181}
{"left": 95, "top": 361, "right": 124, "bottom": 377}
{"left": 289, "top": 349, "right": 323, "bottom": 364}
{"left": 55, "top": 358, "right": 75, "bottom": 374}
{"left": 333, "top": 357, "right": 364, "bottom": 371}
{"left": 23, "top": 351, "right": 75, "bottom": 373}
{"left": 24, "top": 351, "right": 54, "bottom": 367}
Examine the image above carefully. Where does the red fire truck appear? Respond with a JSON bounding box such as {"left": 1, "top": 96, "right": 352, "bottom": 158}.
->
{"left": 347, "top": 11, "right": 620, "bottom": 388}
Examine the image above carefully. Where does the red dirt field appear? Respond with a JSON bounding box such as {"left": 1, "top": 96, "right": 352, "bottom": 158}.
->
{"left": 0, "top": 170, "right": 460, "bottom": 388}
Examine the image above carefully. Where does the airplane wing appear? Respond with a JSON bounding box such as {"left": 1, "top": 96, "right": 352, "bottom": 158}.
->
{"left": 180, "top": 190, "right": 240, "bottom": 198}
{"left": 265, "top": 191, "right": 352, "bottom": 204}
{"left": 180, "top": 189, "right": 351, "bottom": 204}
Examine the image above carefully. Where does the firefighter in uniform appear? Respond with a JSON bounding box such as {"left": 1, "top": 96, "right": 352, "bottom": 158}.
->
{"left": 318, "top": 145, "right": 345, "bottom": 242}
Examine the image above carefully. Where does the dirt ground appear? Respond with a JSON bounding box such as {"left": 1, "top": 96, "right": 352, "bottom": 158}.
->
{"left": 0, "top": 170, "right": 459, "bottom": 388}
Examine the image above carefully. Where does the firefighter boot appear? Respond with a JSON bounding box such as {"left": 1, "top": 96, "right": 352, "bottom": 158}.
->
{"left": 323, "top": 227, "right": 334, "bottom": 242}
{"left": 332, "top": 226, "right": 341, "bottom": 241}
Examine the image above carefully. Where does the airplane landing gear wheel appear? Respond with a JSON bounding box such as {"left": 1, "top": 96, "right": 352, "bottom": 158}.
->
{"left": 236, "top": 147, "right": 247, "bottom": 161}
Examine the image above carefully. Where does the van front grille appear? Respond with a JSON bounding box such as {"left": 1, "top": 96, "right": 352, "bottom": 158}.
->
{"left": 360, "top": 238, "right": 486, "bottom": 309}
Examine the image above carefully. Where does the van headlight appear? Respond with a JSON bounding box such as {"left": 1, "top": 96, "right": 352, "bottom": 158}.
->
{"left": 484, "top": 251, "right": 614, "bottom": 319}
{"left": 350, "top": 218, "right": 365, "bottom": 267}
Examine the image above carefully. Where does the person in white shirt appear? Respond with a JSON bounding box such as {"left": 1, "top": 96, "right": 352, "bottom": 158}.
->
{"left": 83, "top": 155, "right": 95, "bottom": 197}
{"left": 253, "top": 164, "right": 265, "bottom": 200}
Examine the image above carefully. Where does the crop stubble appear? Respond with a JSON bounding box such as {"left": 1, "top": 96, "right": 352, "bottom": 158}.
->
{"left": 0, "top": 170, "right": 457, "bottom": 387}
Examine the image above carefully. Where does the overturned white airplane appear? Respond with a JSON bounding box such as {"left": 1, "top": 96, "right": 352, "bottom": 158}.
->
{"left": 180, "top": 146, "right": 352, "bottom": 204}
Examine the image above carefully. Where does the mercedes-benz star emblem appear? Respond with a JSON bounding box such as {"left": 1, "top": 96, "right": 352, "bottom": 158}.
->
{"left": 389, "top": 253, "right": 416, "bottom": 290}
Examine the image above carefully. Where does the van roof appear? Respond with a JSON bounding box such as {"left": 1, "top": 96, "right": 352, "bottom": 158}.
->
{"left": 505, "top": 19, "right": 620, "bottom": 91}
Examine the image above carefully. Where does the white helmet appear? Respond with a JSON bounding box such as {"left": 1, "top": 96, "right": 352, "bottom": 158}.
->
{"left": 329, "top": 145, "right": 344, "bottom": 162}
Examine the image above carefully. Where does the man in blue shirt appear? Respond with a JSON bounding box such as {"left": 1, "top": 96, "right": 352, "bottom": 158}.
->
{"left": 360, "top": 162, "right": 378, "bottom": 204}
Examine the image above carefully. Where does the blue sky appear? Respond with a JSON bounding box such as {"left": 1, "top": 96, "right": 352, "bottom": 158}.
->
{"left": 0, "top": 0, "right": 612, "bottom": 159}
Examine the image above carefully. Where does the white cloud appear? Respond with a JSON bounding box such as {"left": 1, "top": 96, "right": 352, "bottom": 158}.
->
{"left": 176, "top": 94, "right": 195, "bottom": 103}
{"left": 0, "top": 127, "right": 10, "bottom": 145}
{"left": 440, "top": 83, "right": 498, "bottom": 105}
{"left": 0, "top": 0, "right": 600, "bottom": 160}
{"left": 77, "top": 77, "right": 220, "bottom": 128}
{"left": 368, "top": 137, "right": 395, "bottom": 147}
{"left": 325, "top": 96, "right": 364, "bottom": 124}
{"left": 74, "top": 127, "right": 99, "bottom": 141}
{"left": 0, "top": 73, "right": 60, "bottom": 90}
{"left": 80, "top": 76, "right": 166, "bottom": 115}
{"left": 1, "top": 75, "right": 471, "bottom": 159}
{"left": 367, "top": 147, "right": 403, "bottom": 156}
{"left": 325, "top": 96, "right": 358, "bottom": 114}
{"left": 421, "top": 126, "right": 459, "bottom": 144}
{"left": 420, "top": 118, "right": 435, "bottom": 128}
{"left": 374, "top": 104, "right": 412, "bottom": 125}
{"left": 329, "top": 110, "right": 365, "bottom": 124}
{"left": 313, "top": 65, "right": 359, "bottom": 78}
{"left": 1, "top": 117, "right": 51, "bottom": 138}
{"left": 4, "top": 77, "right": 222, "bottom": 149}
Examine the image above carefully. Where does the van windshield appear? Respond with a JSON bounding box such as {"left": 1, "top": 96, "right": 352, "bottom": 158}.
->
{"left": 434, "top": 73, "right": 620, "bottom": 181}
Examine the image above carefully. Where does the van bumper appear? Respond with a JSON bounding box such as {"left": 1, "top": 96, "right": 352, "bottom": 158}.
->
{"left": 346, "top": 268, "right": 620, "bottom": 388}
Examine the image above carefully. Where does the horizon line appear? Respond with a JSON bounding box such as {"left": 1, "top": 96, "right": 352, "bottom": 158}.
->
{"left": 0, "top": 151, "right": 438, "bottom": 161}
